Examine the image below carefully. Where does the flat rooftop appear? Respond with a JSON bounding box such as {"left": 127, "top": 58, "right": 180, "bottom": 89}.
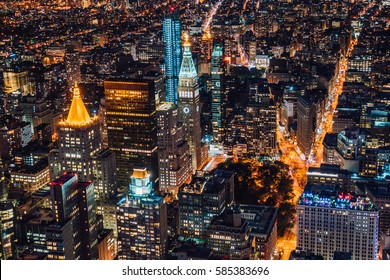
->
{"left": 299, "top": 186, "right": 377, "bottom": 212}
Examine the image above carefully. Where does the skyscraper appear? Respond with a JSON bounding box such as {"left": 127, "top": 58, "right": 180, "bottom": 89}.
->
{"left": 297, "top": 96, "right": 316, "bottom": 158}
{"left": 104, "top": 79, "right": 158, "bottom": 186}
{"left": 178, "top": 36, "right": 207, "bottom": 172}
{"left": 163, "top": 4, "right": 182, "bottom": 104}
{"left": 156, "top": 102, "right": 192, "bottom": 193}
{"left": 246, "top": 82, "right": 277, "bottom": 158}
{"left": 211, "top": 40, "right": 225, "bottom": 144}
{"left": 206, "top": 207, "right": 251, "bottom": 260}
{"left": 0, "top": 201, "right": 16, "bottom": 260}
{"left": 297, "top": 185, "right": 379, "bottom": 260}
{"left": 178, "top": 170, "right": 233, "bottom": 239}
{"left": 48, "top": 172, "right": 98, "bottom": 260}
{"left": 117, "top": 168, "right": 167, "bottom": 260}
{"left": 49, "top": 84, "right": 101, "bottom": 182}
{"left": 65, "top": 51, "right": 81, "bottom": 91}
{"left": 92, "top": 148, "right": 117, "bottom": 201}
{"left": 200, "top": 31, "right": 212, "bottom": 75}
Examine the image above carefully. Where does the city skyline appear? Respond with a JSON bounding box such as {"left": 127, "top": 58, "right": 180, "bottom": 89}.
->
{"left": 0, "top": 0, "right": 389, "bottom": 261}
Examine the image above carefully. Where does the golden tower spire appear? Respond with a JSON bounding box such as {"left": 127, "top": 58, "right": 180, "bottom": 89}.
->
{"left": 183, "top": 32, "right": 191, "bottom": 47}
{"left": 64, "top": 83, "right": 93, "bottom": 126}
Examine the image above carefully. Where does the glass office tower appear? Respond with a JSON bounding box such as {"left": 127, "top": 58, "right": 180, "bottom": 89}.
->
{"left": 163, "top": 4, "right": 182, "bottom": 104}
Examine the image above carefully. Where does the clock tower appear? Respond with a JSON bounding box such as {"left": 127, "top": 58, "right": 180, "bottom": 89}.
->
{"left": 178, "top": 35, "right": 207, "bottom": 172}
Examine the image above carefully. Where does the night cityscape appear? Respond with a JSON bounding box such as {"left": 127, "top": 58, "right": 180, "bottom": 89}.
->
{"left": 0, "top": 0, "right": 390, "bottom": 261}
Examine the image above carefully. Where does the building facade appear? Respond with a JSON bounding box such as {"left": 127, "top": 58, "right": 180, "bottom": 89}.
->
{"left": 297, "top": 186, "right": 379, "bottom": 260}
{"left": 104, "top": 79, "right": 158, "bottom": 186}
{"left": 117, "top": 168, "right": 167, "bottom": 260}
{"left": 48, "top": 172, "right": 98, "bottom": 260}
{"left": 49, "top": 84, "right": 101, "bottom": 182}
{"left": 163, "top": 4, "right": 182, "bottom": 104}
{"left": 297, "top": 96, "right": 316, "bottom": 158}
{"left": 157, "top": 102, "right": 192, "bottom": 193}
{"left": 211, "top": 40, "right": 225, "bottom": 144}
{"left": 178, "top": 37, "right": 207, "bottom": 172}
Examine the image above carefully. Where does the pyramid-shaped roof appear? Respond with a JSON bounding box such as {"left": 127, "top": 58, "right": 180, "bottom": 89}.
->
{"left": 179, "top": 36, "right": 197, "bottom": 79}
{"left": 65, "top": 83, "right": 92, "bottom": 126}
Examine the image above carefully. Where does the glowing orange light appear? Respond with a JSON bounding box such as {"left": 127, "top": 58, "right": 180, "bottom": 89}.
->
{"left": 60, "top": 83, "right": 97, "bottom": 127}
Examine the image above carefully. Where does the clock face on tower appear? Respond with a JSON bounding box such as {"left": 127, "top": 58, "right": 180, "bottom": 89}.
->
{"left": 183, "top": 107, "right": 190, "bottom": 114}
{"left": 215, "top": 81, "right": 220, "bottom": 87}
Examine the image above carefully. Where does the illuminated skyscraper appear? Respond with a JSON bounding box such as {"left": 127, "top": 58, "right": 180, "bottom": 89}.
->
{"left": 178, "top": 170, "right": 233, "bottom": 238}
{"left": 200, "top": 31, "right": 212, "bottom": 75}
{"left": 163, "top": 4, "right": 182, "bottom": 104}
{"left": 104, "top": 79, "right": 158, "bottom": 186}
{"left": 49, "top": 84, "right": 101, "bottom": 182}
{"left": 157, "top": 102, "right": 192, "bottom": 193}
{"left": 65, "top": 51, "right": 81, "bottom": 91}
{"left": 297, "top": 185, "right": 379, "bottom": 260}
{"left": 297, "top": 96, "right": 316, "bottom": 158}
{"left": 246, "top": 81, "right": 277, "bottom": 158}
{"left": 211, "top": 40, "right": 225, "bottom": 144}
{"left": 178, "top": 36, "right": 208, "bottom": 172}
{"left": 0, "top": 201, "right": 16, "bottom": 260}
{"left": 92, "top": 148, "right": 117, "bottom": 201}
{"left": 117, "top": 168, "right": 167, "bottom": 260}
{"left": 48, "top": 172, "right": 98, "bottom": 260}
{"left": 2, "top": 58, "right": 33, "bottom": 96}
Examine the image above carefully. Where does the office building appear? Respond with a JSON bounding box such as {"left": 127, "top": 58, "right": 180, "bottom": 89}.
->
{"left": 163, "top": 4, "right": 182, "bottom": 104}
{"left": 48, "top": 172, "right": 98, "bottom": 260}
{"left": 246, "top": 98, "right": 277, "bottom": 158}
{"left": 297, "top": 185, "right": 379, "bottom": 260}
{"left": 10, "top": 162, "right": 50, "bottom": 194}
{"left": 323, "top": 133, "right": 338, "bottom": 164}
{"left": 360, "top": 146, "right": 390, "bottom": 178}
{"left": 49, "top": 84, "right": 101, "bottom": 181}
{"left": 178, "top": 36, "right": 207, "bottom": 171}
{"left": 211, "top": 40, "right": 225, "bottom": 143}
{"left": 104, "top": 79, "right": 158, "bottom": 186}
{"left": 117, "top": 168, "right": 167, "bottom": 260}
{"left": 3, "top": 63, "right": 33, "bottom": 96}
{"left": 157, "top": 102, "right": 192, "bottom": 193}
{"left": 206, "top": 207, "right": 251, "bottom": 260}
{"left": 334, "top": 127, "right": 365, "bottom": 173}
{"left": 238, "top": 204, "right": 278, "bottom": 260}
{"left": 0, "top": 201, "right": 16, "bottom": 260}
{"left": 91, "top": 148, "right": 117, "bottom": 201}
{"left": 306, "top": 164, "right": 351, "bottom": 190}
{"left": 178, "top": 175, "right": 226, "bottom": 239}
{"left": 97, "top": 229, "right": 117, "bottom": 260}
{"left": 297, "top": 96, "right": 316, "bottom": 158}
{"left": 361, "top": 183, "right": 390, "bottom": 236}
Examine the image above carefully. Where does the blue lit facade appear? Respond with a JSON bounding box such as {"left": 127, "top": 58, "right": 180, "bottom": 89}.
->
{"left": 163, "top": 6, "right": 182, "bottom": 104}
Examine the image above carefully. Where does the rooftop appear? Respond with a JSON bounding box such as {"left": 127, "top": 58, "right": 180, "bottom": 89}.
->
{"left": 298, "top": 187, "right": 377, "bottom": 212}
{"left": 239, "top": 204, "right": 278, "bottom": 236}
{"left": 157, "top": 102, "right": 175, "bottom": 112}
{"left": 59, "top": 83, "right": 97, "bottom": 127}
{"left": 307, "top": 164, "right": 350, "bottom": 177}
{"left": 49, "top": 172, "right": 77, "bottom": 187}
{"left": 323, "top": 133, "right": 338, "bottom": 148}
{"left": 361, "top": 183, "right": 390, "bottom": 199}
{"left": 132, "top": 168, "right": 149, "bottom": 179}
{"left": 290, "top": 248, "right": 324, "bottom": 260}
